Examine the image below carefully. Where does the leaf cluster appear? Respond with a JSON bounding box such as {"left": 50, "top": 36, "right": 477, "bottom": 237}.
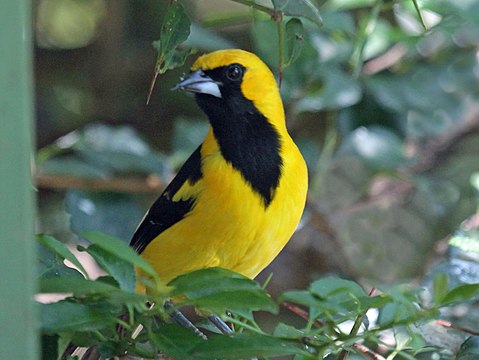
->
{"left": 38, "top": 232, "right": 479, "bottom": 360}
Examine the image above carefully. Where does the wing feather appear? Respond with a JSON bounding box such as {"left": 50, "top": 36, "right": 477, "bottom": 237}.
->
{"left": 130, "top": 145, "right": 202, "bottom": 253}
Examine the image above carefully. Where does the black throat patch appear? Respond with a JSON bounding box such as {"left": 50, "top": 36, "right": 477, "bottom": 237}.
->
{"left": 194, "top": 66, "right": 283, "bottom": 207}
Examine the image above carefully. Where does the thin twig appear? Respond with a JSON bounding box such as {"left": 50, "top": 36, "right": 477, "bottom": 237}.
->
{"left": 281, "top": 301, "right": 324, "bottom": 327}
{"left": 337, "top": 288, "right": 376, "bottom": 360}
{"left": 403, "top": 115, "right": 479, "bottom": 173}
{"left": 362, "top": 44, "right": 408, "bottom": 75}
{"left": 352, "top": 343, "right": 386, "bottom": 360}
{"left": 436, "top": 319, "right": 479, "bottom": 336}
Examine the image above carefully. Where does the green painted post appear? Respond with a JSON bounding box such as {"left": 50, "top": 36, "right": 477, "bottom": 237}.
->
{"left": 0, "top": 1, "right": 37, "bottom": 359}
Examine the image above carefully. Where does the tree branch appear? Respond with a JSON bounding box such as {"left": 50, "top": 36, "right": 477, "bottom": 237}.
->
{"left": 35, "top": 173, "right": 163, "bottom": 193}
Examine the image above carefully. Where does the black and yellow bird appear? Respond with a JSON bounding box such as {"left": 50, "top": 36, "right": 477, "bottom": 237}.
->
{"left": 131, "top": 49, "right": 308, "bottom": 293}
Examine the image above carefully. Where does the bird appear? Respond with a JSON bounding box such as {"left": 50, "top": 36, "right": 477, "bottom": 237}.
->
{"left": 130, "top": 49, "right": 308, "bottom": 298}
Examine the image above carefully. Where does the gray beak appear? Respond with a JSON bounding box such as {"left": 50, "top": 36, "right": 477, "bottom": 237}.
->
{"left": 172, "top": 69, "right": 222, "bottom": 98}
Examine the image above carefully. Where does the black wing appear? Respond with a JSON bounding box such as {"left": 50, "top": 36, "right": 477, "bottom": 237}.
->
{"left": 130, "top": 145, "right": 203, "bottom": 254}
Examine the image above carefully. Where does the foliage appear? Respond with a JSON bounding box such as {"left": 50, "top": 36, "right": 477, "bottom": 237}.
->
{"left": 36, "top": 232, "right": 479, "bottom": 359}
{"left": 35, "top": 0, "right": 479, "bottom": 359}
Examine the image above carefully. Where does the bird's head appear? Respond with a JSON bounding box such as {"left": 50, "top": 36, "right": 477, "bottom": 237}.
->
{"left": 173, "top": 49, "right": 285, "bottom": 130}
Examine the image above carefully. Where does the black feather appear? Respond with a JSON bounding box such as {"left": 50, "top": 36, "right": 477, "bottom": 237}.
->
{"left": 130, "top": 146, "right": 202, "bottom": 253}
{"left": 195, "top": 65, "right": 282, "bottom": 207}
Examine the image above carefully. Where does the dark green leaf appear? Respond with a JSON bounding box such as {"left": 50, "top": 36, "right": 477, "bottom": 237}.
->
{"left": 74, "top": 124, "right": 169, "bottom": 177}
{"left": 272, "top": 0, "right": 322, "bottom": 26}
{"left": 149, "top": 323, "right": 205, "bottom": 360}
{"left": 156, "top": 1, "right": 192, "bottom": 73}
{"left": 323, "top": 0, "right": 375, "bottom": 10}
{"left": 339, "top": 126, "right": 408, "bottom": 170}
{"left": 38, "top": 155, "right": 109, "bottom": 179}
{"left": 37, "top": 234, "right": 87, "bottom": 278}
{"left": 441, "top": 284, "right": 479, "bottom": 306}
{"left": 39, "top": 277, "right": 119, "bottom": 295}
{"left": 169, "top": 268, "right": 278, "bottom": 314}
{"left": 40, "top": 301, "right": 117, "bottom": 333}
{"left": 83, "top": 244, "right": 135, "bottom": 292}
{"left": 160, "top": 1, "right": 190, "bottom": 56}
{"left": 310, "top": 277, "right": 367, "bottom": 299}
{"left": 295, "top": 65, "right": 361, "bottom": 113}
{"left": 163, "top": 46, "right": 195, "bottom": 72}
{"left": 273, "top": 323, "right": 304, "bottom": 339}
{"left": 37, "top": 242, "right": 83, "bottom": 280}
{"left": 279, "top": 290, "right": 321, "bottom": 308}
{"left": 285, "top": 18, "right": 304, "bottom": 66}
{"left": 81, "top": 231, "right": 160, "bottom": 285}
{"left": 41, "top": 334, "right": 59, "bottom": 360}
{"left": 191, "top": 333, "right": 304, "bottom": 359}
{"left": 96, "top": 340, "right": 124, "bottom": 358}
{"left": 433, "top": 272, "right": 449, "bottom": 305}
{"left": 66, "top": 190, "right": 143, "bottom": 242}
{"left": 456, "top": 336, "right": 479, "bottom": 360}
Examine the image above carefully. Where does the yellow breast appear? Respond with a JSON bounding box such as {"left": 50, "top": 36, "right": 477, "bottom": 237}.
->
{"left": 140, "top": 129, "right": 307, "bottom": 284}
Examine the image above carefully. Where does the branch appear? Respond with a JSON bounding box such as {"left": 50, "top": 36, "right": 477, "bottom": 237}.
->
{"left": 35, "top": 173, "right": 163, "bottom": 193}
{"left": 404, "top": 114, "right": 479, "bottom": 173}
{"left": 337, "top": 288, "right": 376, "bottom": 360}
{"left": 436, "top": 319, "right": 479, "bottom": 337}
{"left": 352, "top": 343, "right": 386, "bottom": 360}
{"left": 281, "top": 301, "right": 324, "bottom": 327}
{"left": 362, "top": 44, "right": 408, "bottom": 75}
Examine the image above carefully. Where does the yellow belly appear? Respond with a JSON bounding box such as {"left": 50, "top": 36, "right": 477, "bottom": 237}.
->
{"left": 139, "top": 136, "right": 307, "bottom": 287}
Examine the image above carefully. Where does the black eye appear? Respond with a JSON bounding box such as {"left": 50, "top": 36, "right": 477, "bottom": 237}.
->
{"left": 225, "top": 64, "right": 243, "bottom": 81}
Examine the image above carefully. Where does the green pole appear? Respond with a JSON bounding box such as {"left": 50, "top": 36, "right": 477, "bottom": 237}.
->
{"left": 0, "top": 1, "right": 37, "bottom": 359}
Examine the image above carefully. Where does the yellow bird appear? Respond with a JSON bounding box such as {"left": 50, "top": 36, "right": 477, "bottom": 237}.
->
{"left": 131, "top": 49, "right": 308, "bottom": 289}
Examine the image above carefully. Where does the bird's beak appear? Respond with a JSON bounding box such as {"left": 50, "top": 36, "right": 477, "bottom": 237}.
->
{"left": 172, "top": 70, "right": 222, "bottom": 98}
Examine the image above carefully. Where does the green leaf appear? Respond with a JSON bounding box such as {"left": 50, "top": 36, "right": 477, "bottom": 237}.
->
{"left": 155, "top": 1, "right": 192, "bottom": 73}
{"left": 279, "top": 290, "right": 321, "bottom": 308}
{"left": 38, "top": 155, "right": 109, "bottom": 179}
{"left": 74, "top": 124, "right": 169, "bottom": 177}
{"left": 160, "top": 1, "right": 190, "bottom": 56}
{"left": 81, "top": 231, "right": 160, "bottom": 285}
{"left": 149, "top": 323, "right": 205, "bottom": 360}
{"left": 433, "top": 272, "right": 449, "bottom": 305}
{"left": 41, "top": 334, "right": 59, "bottom": 360}
{"left": 339, "top": 126, "right": 408, "bottom": 170}
{"left": 66, "top": 190, "right": 143, "bottom": 242}
{"left": 456, "top": 336, "right": 479, "bottom": 360}
{"left": 191, "top": 333, "right": 305, "bottom": 359}
{"left": 323, "top": 0, "right": 375, "bottom": 10}
{"left": 82, "top": 244, "right": 135, "bottom": 292}
{"left": 169, "top": 268, "right": 278, "bottom": 314}
{"left": 39, "top": 277, "right": 119, "bottom": 296}
{"left": 310, "top": 277, "right": 367, "bottom": 299}
{"left": 285, "top": 18, "right": 304, "bottom": 66}
{"left": 40, "top": 301, "right": 117, "bottom": 333}
{"left": 272, "top": 323, "right": 304, "bottom": 339}
{"left": 294, "top": 65, "right": 362, "bottom": 113}
{"left": 441, "top": 284, "right": 479, "bottom": 306}
{"left": 37, "top": 242, "right": 83, "bottom": 280}
{"left": 37, "top": 234, "right": 88, "bottom": 278}
{"left": 272, "top": 0, "right": 322, "bottom": 26}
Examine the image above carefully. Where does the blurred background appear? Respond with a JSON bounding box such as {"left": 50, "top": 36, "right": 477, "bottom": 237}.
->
{"left": 34, "top": 0, "right": 479, "bottom": 301}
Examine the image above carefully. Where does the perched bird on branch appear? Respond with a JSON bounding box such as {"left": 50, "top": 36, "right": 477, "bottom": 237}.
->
{"left": 131, "top": 49, "right": 308, "bottom": 289}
